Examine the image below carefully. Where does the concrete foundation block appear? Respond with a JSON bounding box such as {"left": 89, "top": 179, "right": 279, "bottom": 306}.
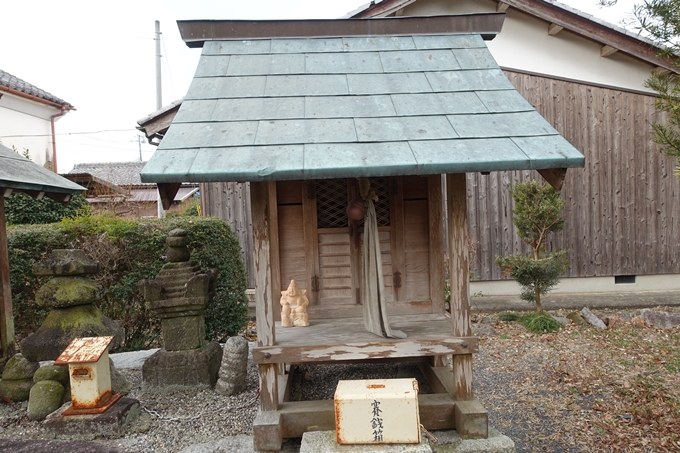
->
{"left": 454, "top": 400, "right": 488, "bottom": 440}
{"left": 253, "top": 410, "right": 282, "bottom": 452}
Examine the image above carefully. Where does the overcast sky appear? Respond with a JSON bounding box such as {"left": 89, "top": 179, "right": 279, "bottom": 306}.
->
{"left": 0, "top": 0, "right": 638, "bottom": 173}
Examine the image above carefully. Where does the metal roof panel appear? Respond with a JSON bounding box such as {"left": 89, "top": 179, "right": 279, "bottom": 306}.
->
{"left": 203, "top": 39, "right": 272, "bottom": 55}
{"left": 271, "top": 37, "right": 345, "bottom": 53}
{"left": 227, "top": 53, "right": 306, "bottom": 76}
{"left": 305, "top": 52, "right": 384, "bottom": 74}
{"left": 264, "top": 74, "right": 349, "bottom": 96}
{"left": 342, "top": 36, "right": 416, "bottom": 51}
{"left": 194, "top": 55, "right": 231, "bottom": 77}
{"left": 425, "top": 69, "right": 514, "bottom": 92}
{"left": 302, "top": 142, "right": 417, "bottom": 179}
{"left": 452, "top": 48, "right": 500, "bottom": 70}
{"left": 213, "top": 97, "right": 305, "bottom": 121}
{"left": 409, "top": 138, "right": 531, "bottom": 173}
{"left": 448, "top": 111, "right": 557, "bottom": 138}
{"left": 254, "top": 118, "right": 357, "bottom": 145}
{"left": 190, "top": 145, "right": 305, "bottom": 182}
{"left": 380, "top": 49, "right": 461, "bottom": 73}
{"left": 475, "top": 90, "right": 535, "bottom": 113}
{"left": 161, "top": 121, "right": 258, "bottom": 149}
{"left": 347, "top": 72, "right": 432, "bottom": 95}
{"left": 412, "top": 34, "right": 486, "bottom": 50}
{"left": 355, "top": 115, "right": 457, "bottom": 142}
{"left": 187, "top": 76, "right": 266, "bottom": 99}
{"left": 305, "top": 95, "right": 396, "bottom": 118}
{"left": 391, "top": 92, "right": 488, "bottom": 116}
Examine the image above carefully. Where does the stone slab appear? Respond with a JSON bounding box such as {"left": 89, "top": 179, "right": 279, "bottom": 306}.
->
{"left": 0, "top": 439, "right": 129, "bottom": 453}
{"left": 43, "top": 397, "right": 141, "bottom": 437}
{"left": 300, "top": 430, "right": 431, "bottom": 453}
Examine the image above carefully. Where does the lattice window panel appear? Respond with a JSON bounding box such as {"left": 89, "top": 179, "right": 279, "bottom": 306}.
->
{"left": 316, "top": 179, "right": 349, "bottom": 229}
{"left": 315, "top": 178, "right": 391, "bottom": 229}
{"left": 371, "top": 177, "right": 391, "bottom": 227}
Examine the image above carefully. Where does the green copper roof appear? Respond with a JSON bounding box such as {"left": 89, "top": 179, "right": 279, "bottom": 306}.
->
{"left": 141, "top": 22, "right": 583, "bottom": 184}
{"left": 0, "top": 144, "right": 85, "bottom": 195}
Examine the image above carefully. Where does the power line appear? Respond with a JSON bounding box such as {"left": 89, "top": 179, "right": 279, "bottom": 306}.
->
{"left": 0, "top": 128, "right": 140, "bottom": 139}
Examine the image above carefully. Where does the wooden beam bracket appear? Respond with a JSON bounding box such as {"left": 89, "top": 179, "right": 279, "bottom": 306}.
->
{"left": 538, "top": 168, "right": 568, "bottom": 191}
{"left": 157, "top": 182, "right": 181, "bottom": 210}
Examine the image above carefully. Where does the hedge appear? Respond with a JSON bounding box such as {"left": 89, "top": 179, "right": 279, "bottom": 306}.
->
{"left": 7, "top": 215, "right": 249, "bottom": 351}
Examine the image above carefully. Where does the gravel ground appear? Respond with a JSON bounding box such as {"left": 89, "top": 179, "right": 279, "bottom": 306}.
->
{"left": 1, "top": 307, "right": 678, "bottom": 453}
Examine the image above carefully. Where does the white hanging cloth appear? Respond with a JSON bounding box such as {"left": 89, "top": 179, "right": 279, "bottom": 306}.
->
{"left": 359, "top": 178, "right": 407, "bottom": 339}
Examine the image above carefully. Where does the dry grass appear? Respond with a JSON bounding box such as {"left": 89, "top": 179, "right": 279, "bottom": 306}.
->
{"left": 474, "top": 308, "right": 680, "bottom": 452}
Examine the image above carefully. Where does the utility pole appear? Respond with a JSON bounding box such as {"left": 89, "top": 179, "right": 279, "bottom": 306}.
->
{"left": 135, "top": 135, "right": 143, "bottom": 161}
{"left": 155, "top": 20, "right": 162, "bottom": 111}
{"left": 155, "top": 20, "right": 166, "bottom": 218}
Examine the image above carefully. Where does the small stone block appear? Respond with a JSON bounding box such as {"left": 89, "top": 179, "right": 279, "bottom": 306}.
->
{"left": 253, "top": 410, "right": 282, "bottom": 452}
{"left": 454, "top": 400, "right": 488, "bottom": 440}
{"left": 300, "top": 430, "right": 431, "bottom": 453}
{"left": 43, "top": 396, "right": 140, "bottom": 437}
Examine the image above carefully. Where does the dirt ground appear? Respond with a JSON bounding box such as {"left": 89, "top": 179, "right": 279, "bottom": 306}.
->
{"left": 472, "top": 308, "right": 680, "bottom": 453}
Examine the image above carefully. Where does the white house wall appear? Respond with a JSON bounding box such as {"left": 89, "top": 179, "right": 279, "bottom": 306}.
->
{"left": 403, "top": 0, "right": 654, "bottom": 93}
{"left": 0, "top": 91, "right": 59, "bottom": 168}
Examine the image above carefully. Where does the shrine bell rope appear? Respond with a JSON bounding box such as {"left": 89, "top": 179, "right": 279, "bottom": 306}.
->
{"left": 358, "top": 178, "right": 406, "bottom": 339}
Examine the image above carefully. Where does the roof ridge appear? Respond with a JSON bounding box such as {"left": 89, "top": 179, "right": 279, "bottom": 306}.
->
{"left": 0, "top": 69, "right": 74, "bottom": 108}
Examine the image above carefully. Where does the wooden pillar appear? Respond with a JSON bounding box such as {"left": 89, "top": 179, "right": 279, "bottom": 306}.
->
{"left": 446, "top": 173, "right": 488, "bottom": 439}
{"left": 251, "top": 181, "right": 282, "bottom": 452}
{"left": 0, "top": 196, "right": 16, "bottom": 359}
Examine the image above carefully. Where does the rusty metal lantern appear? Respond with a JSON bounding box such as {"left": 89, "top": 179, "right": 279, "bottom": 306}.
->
{"left": 346, "top": 198, "right": 366, "bottom": 221}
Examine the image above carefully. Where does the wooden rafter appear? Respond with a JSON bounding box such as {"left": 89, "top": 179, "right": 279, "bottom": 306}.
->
{"left": 601, "top": 45, "right": 619, "bottom": 57}
{"left": 548, "top": 23, "right": 564, "bottom": 36}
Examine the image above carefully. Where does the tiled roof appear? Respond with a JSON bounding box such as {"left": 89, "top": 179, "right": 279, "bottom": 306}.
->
{"left": 70, "top": 161, "right": 148, "bottom": 187}
{"left": 141, "top": 17, "right": 583, "bottom": 184}
{"left": 0, "top": 69, "right": 74, "bottom": 108}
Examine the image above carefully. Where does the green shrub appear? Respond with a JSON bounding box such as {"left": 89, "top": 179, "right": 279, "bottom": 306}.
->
{"left": 8, "top": 216, "right": 248, "bottom": 350}
{"left": 495, "top": 181, "right": 568, "bottom": 312}
{"left": 5, "top": 193, "right": 90, "bottom": 225}
{"left": 498, "top": 312, "right": 520, "bottom": 322}
{"left": 518, "top": 312, "right": 562, "bottom": 334}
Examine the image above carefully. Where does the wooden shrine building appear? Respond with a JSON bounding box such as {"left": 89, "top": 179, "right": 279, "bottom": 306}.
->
{"left": 141, "top": 14, "right": 584, "bottom": 451}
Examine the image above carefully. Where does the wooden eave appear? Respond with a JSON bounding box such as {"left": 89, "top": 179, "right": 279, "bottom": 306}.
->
{"left": 177, "top": 14, "right": 506, "bottom": 47}
{"left": 137, "top": 99, "right": 183, "bottom": 145}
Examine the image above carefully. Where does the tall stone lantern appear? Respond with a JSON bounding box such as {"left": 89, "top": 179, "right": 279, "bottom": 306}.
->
{"left": 139, "top": 229, "right": 221, "bottom": 389}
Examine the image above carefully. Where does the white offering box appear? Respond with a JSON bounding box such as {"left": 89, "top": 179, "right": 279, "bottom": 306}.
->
{"left": 334, "top": 378, "right": 421, "bottom": 445}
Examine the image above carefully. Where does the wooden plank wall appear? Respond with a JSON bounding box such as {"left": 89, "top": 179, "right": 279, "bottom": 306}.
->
{"left": 467, "top": 70, "right": 680, "bottom": 281}
{"left": 200, "top": 182, "right": 255, "bottom": 287}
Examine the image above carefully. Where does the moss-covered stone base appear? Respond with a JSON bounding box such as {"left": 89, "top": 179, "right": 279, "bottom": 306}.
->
{"left": 20, "top": 304, "right": 123, "bottom": 362}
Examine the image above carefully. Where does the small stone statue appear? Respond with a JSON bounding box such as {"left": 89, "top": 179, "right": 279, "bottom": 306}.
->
{"left": 280, "top": 280, "right": 309, "bottom": 327}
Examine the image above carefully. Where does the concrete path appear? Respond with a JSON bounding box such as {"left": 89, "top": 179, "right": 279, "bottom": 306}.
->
{"left": 471, "top": 290, "right": 680, "bottom": 312}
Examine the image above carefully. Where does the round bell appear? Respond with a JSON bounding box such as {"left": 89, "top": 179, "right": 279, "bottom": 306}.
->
{"left": 346, "top": 198, "right": 366, "bottom": 221}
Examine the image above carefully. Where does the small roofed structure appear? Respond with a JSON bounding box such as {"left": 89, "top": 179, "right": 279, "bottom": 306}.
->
{"left": 0, "top": 143, "right": 85, "bottom": 359}
{"left": 54, "top": 336, "right": 121, "bottom": 415}
{"left": 141, "top": 14, "right": 584, "bottom": 451}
